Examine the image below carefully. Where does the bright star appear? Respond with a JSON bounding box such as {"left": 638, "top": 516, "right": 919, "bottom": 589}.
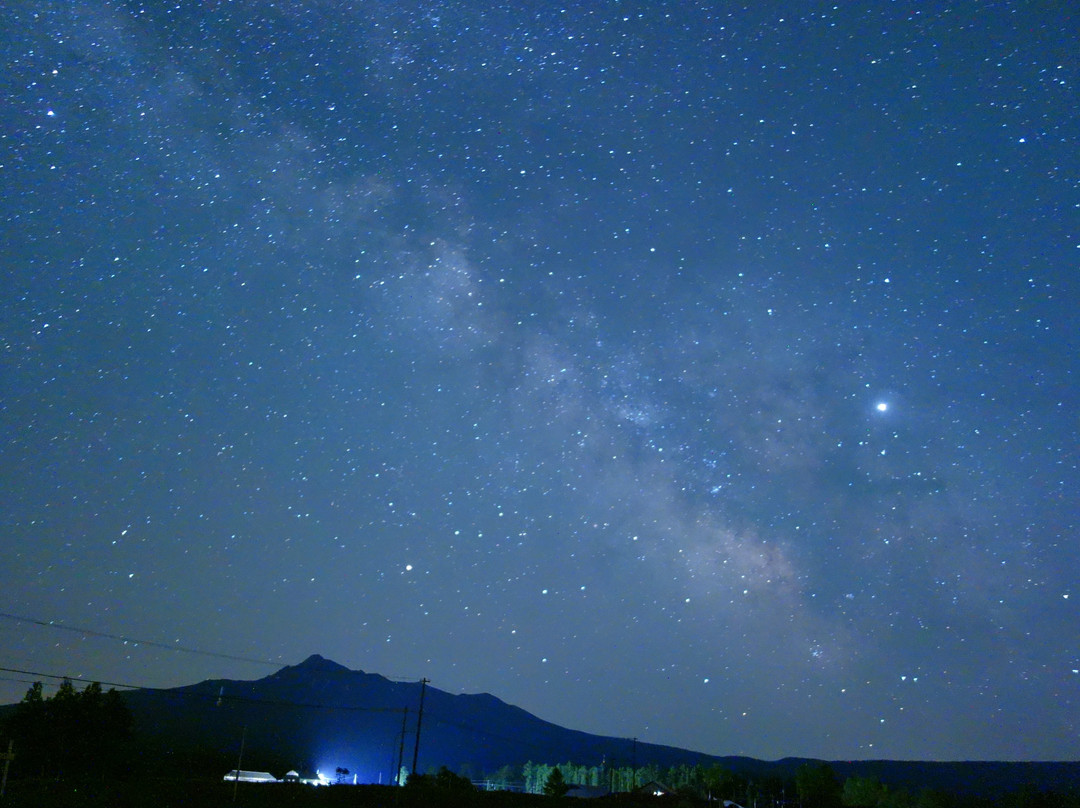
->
{"left": 875, "top": 402, "right": 888, "bottom": 412}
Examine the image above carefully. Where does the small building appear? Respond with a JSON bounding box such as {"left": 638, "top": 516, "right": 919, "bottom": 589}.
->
{"left": 279, "top": 769, "right": 329, "bottom": 786}
{"left": 224, "top": 770, "right": 278, "bottom": 783}
{"left": 636, "top": 781, "right": 676, "bottom": 797}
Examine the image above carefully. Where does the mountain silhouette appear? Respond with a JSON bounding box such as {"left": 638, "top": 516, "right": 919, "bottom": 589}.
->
{"left": 4, "top": 655, "right": 1078, "bottom": 795}
{"left": 118, "top": 654, "right": 723, "bottom": 781}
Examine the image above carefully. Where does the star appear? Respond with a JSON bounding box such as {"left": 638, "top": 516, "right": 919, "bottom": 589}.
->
{"left": 2, "top": 0, "right": 1073, "bottom": 765}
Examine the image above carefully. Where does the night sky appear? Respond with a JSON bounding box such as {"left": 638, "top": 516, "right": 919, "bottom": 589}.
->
{"left": 2, "top": 1, "right": 1077, "bottom": 763}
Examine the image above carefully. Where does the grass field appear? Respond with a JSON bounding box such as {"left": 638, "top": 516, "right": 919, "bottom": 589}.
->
{"left": 0, "top": 779, "right": 677, "bottom": 808}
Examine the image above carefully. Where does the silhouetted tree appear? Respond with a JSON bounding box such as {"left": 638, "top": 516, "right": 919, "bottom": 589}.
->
{"left": 406, "top": 766, "right": 474, "bottom": 793}
{"left": 524, "top": 762, "right": 553, "bottom": 794}
{"left": 436, "top": 766, "right": 475, "bottom": 791}
{"left": 797, "top": 763, "right": 841, "bottom": 808}
{"left": 489, "top": 763, "right": 520, "bottom": 790}
{"left": 544, "top": 766, "right": 570, "bottom": 797}
{"left": 9, "top": 679, "right": 132, "bottom": 781}
{"left": 704, "top": 763, "right": 744, "bottom": 801}
{"left": 844, "top": 776, "right": 888, "bottom": 808}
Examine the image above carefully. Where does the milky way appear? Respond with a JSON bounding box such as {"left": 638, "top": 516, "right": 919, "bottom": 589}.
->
{"left": 1, "top": 1, "right": 1077, "bottom": 761}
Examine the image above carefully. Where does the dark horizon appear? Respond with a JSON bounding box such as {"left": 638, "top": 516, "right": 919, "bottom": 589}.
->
{"left": 6, "top": 653, "right": 1078, "bottom": 771}
{"left": 7, "top": 652, "right": 1079, "bottom": 800}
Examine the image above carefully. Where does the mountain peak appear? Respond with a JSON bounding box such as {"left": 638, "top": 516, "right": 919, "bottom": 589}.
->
{"left": 292, "top": 654, "right": 352, "bottom": 674}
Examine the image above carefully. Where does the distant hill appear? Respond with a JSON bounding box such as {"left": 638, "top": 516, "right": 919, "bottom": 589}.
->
{"left": 2, "top": 655, "right": 1077, "bottom": 796}
{"left": 113, "top": 654, "right": 723, "bottom": 780}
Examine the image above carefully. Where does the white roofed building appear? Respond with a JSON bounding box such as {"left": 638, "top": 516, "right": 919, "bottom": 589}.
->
{"left": 224, "top": 770, "right": 278, "bottom": 783}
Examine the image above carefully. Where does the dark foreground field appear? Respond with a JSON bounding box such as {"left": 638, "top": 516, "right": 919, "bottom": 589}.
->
{"left": 0, "top": 780, "right": 662, "bottom": 808}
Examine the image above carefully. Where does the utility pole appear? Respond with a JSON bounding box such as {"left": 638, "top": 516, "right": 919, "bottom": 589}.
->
{"left": 395, "top": 707, "right": 409, "bottom": 785}
{"left": 411, "top": 678, "right": 429, "bottom": 776}
{"left": 631, "top": 737, "right": 638, "bottom": 791}
{"left": 232, "top": 725, "right": 247, "bottom": 804}
{"left": 0, "top": 739, "right": 14, "bottom": 801}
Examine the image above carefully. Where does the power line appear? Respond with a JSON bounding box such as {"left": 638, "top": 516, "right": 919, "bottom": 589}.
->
{"left": 0, "top": 611, "right": 426, "bottom": 683}
{"left": 0, "top": 611, "right": 280, "bottom": 668}
{"left": 0, "top": 665, "right": 409, "bottom": 715}
{"left": 411, "top": 677, "right": 429, "bottom": 775}
{"left": 0, "top": 674, "right": 39, "bottom": 688}
{"left": 1, "top": 658, "right": 618, "bottom": 758}
{"left": 0, "top": 614, "right": 628, "bottom": 754}
{"left": 1, "top": 665, "right": 640, "bottom": 768}
{"left": 0, "top": 665, "right": 146, "bottom": 694}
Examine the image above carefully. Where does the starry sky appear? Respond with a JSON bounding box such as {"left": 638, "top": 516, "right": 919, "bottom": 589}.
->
{"left": 1, "top": 1, "right": 1077, "bottom": 763}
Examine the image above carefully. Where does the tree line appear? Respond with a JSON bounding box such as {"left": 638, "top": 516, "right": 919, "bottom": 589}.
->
{"left": 483, "top": 760, "right": 1079, "bottom": 808}
{"left": 2, "top": 679, "right": 132, "bottom": 781}
{"left": 506, "top": 759, "right": 786, "bottom": 799}
{"left": 493, "top": 759, "right": 788, "bottom": 799}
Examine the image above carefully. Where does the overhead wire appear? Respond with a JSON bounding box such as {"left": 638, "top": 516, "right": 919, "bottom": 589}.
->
{"left": 0, "top": 611, "right": 280, "bottom": 668}
{"left": 0, "top": 612, "right": 557, "bottom": 747}
{"left": 0, "top": 665, "right": 408, "bottom": 714}
{"left": 0, "top": 610, "right": 423, "bottom": 682}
